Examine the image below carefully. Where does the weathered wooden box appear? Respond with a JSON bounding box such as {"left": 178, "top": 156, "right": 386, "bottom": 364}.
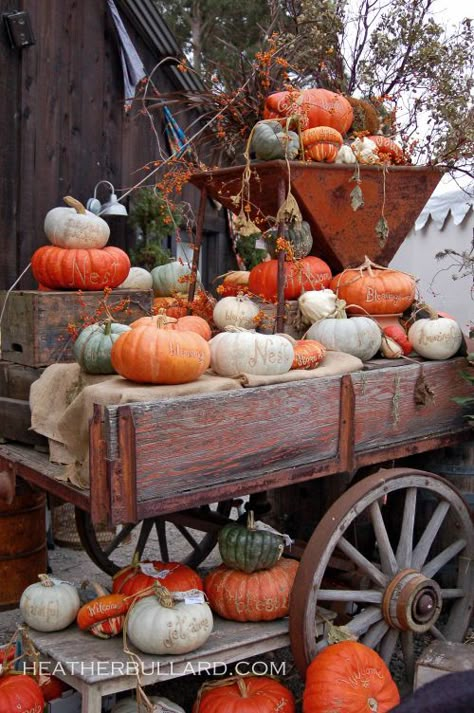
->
{"left": 0, "top": 289, "right": 153, "bottom": 367}
{"left": 415, "top": 640, "right": 474, "bottom": 689}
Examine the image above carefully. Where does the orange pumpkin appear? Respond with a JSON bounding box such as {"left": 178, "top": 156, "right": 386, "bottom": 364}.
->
{"left": 132, "top": 312, "right": 212, "bottom": 341}
{"left": 303, "top": 641, "right": 400, "bottom": 713}
{"left": 330, "top": 259, "right": 416, "bottom": 315}
{"left": 0, "top": 674, "right": 45, "bottom": 712}
{"left": 111, "top": 319, "right": 210, "bottom": 384}
{"left": 76, "top": 585, "right": 129, "bottom": 638}
{"left": 292, "top": 340, "right": 326, "bottom": 369}
{"left": 204, "top": 558, "right": 298, "bottom": 622}
{"left": 368, "top": 135, "right": 405, "bottom": 163}
{"left": 39, "top": 673, "right": 69, "bottom": 702}
{"left": 302, "top": 126, "right": 343, "bottom": 162}
{"left": 31, "top": 245, "right": 130, "bottom": 290}
{"left": 248, "top": 257, "right": 332, "bottom": 302}
{"left": 113, "top": 560, "right": 203, "bottom": 598}
{"left": 193, "top": 676, "right": 295, "bottom": 713}
{"left": 264, "top": 88, "right": 353, "bottom": 135}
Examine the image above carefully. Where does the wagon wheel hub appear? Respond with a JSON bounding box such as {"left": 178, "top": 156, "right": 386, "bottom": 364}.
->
{"left": 382, "top": 568, "right": 442, "bottom": 633}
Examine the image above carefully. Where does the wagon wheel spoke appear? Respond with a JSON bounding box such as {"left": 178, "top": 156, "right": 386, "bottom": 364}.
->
{"left": 134, "top": 519, "right": 154, "bottom": 559}
{"left": 317, "top": 589, "right": 383, "bottom": 604}
{"left": 175, "top": 524, "right": 200, "bottom": 551}
{"left": 379, "top": 628, "right": 399, "bottom": 664}
{"left": 401, "top": 631, "right": 415, "bottom": 684}
{"left": 430, "top": 625, "right": 447, "bottom": 641}
{"left": 345, "top": 606, "right": 382, "bottom": 637}
{"left": 396, "top": 487, "right": 417, "bottom": 569}
{"left": 422, "top": 539, "right": 467, "bottom": 579}
{"left": 441, "top": 588, "right": 465, "bottom": 599}
{"left": 361, "top": 620, "right": 389, "bottom": 648}
{"left": 411, "top": 501, "right": 450, "bottom": 570}
{"left": 154, "top": 519, "right": 169, "bottom": 562}
{"left": 103, "top": 523, "right": 136, "bottom": 557}
{"left": 337, "top": 537, "right": 389, "bottom": 589}
{"left": 370, "top": 500, "right": 398, "bottom": 576}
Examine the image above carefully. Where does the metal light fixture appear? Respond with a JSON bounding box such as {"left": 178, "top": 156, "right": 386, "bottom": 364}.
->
{"left": 86, "top": 180, "right": 128, "bottom": 217}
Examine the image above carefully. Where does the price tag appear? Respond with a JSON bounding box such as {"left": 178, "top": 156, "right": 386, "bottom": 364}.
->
{"left": 254, "top": 520, "right": 294, "bottom": 548}
{"left": 139, "top": 563, "right": 179, "bottom": 579}
{"left": 172, "top": 589, "right": 206, "bottom": 605}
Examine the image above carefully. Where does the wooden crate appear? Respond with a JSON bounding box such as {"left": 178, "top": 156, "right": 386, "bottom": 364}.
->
{"left": 254, "top": 299, "right": 306, "bottom": 339}
{"left": 0, "top": 289, "right": 153, "bottom": 367}
{"left": 0, "top": 361, "right": 46, "bottom": 447}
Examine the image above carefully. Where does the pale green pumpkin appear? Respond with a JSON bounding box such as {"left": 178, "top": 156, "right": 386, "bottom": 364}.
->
{"left": 151, "top": 260, "right": 201, "bottom": 297}
{"left": 251, "top": 120, "right": 300, "bottom": 161}
{"left": 73, "top": 320, "right": 131, "bottom": 374}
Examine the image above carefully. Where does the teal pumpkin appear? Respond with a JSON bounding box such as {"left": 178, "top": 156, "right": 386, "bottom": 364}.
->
{"left": 218, "top": 511, "right": 285, "bottom": 573}
{"left": 73, "top": 320, "right": 131, "bottom": 374}
{"left": 251, "top": 121, "right": 300, "bottom": 161}
{"left": 264, "top": 221, "right": 313, "bottom": 259}
{"left": 151, "top": 260, "right": 201, "bottom": 297}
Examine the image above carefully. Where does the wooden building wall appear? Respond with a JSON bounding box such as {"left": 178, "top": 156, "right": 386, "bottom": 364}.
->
{"left": 0, "top": 0, "right": 235, "bottom": 291}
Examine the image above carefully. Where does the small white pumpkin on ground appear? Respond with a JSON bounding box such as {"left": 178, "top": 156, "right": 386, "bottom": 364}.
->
{"left": 213, "top": 294, "right": 261, "bottom": 331}
{"left": 408, "top": 313, "right": 463, "bottom": 360}
{"left": 127, "top": 586, "right": 213, "bottom": 655}
{"left": 44, "top": 196, "right": 110, "bottom": 249}
{"left": 306, "top": 306, "right": 382, "bottom": 361}
{"left": 210, "top": 328, "right": 294, "bottom": 377}
{"left": 20, "top": 574, "right": 80, "bottom": 632}
{"left": 118, "top": 267, "right": 153, "bottom": 290}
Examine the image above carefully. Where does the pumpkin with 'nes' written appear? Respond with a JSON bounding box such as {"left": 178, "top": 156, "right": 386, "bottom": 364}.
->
{"left": 249, "top": 256, "right": 332, "bottom": 302}
{"left": 193, "top": 676, "right": 295, "bottom": 713}
{"left": 31, "top": 245, "right": 130, "bottom": 290}
{"left": 204, "top": 558, "right": 298, "bottom": 621}
{"left": 303, "top": 641, "right": 400, "bottom": 713}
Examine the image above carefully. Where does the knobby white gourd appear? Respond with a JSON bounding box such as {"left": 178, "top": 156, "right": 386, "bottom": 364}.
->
{"left": 408, "top": 314, "right": 463, "bottom": 360}
{"left": 298, "top": 289, "right": 339, "bottom": 324}
{"left": 210, "top": 329, "right": 294, "bottom": 377}
{"left": 213, "top": 294, "right": 260, "bottom": 331}
{"left": 335, "top": 144, "right": 357, "bottom": 164}
{"left": 127, "top": 587, "right": 213, "bottom": 655}
{"left": 118, "top": 267, "right": 153, "bottom": 290}
{"left": 351, "top": 137, "right": 379, "bottom": 164}
{"left": 307, "top": 312, "right": 382, "bottom": 361}
{"left": 20, "top": 574, "right": 80, "bottom": 632}
{"left": 44, "top": 196, "right": 110, "bottom": 249}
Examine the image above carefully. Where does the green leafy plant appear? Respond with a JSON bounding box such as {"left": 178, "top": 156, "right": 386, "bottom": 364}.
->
{"left": 454, "top": 352, "right": 474, "bottom": 426}
{"left": 128, "top": 188, "right": 182, "bottom": 270}
{"left": 236, "top": 233, "right": 268, "bottom": 270}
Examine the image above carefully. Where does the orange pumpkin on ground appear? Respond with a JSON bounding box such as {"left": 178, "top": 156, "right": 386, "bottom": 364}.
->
{"left": 330, "top": 258, "right": 416, "bottom": 315}
{"left": 132, "top": 312, "right": 212, "bottom": 341}
{"left": 113, "top": 560, "right": 203, "bottom": 597}
{"left": 292, "top": 340, "right": 327, "bottom": 369}
{"left": 193, "top": 676, "right": 295, "bottom": 713}
{"left": 0, "top": 674, "right": 45, "bottom": 712}
{"left": 111, "top": 317, "right": 211, "bottom": 384}
{"left": 302, "top": 126, "right": 343, "bottom": 162}
{"left": 368, "top": 135, "right": 405, "bottom": 163}
{"left": 76, "top": 585, "right": 129, "bottom": 638}
{"left": 249, "top": 257, "right": 332, "bottom": 302}
{"left": 31, "top": 245, "right": 130, "bottom": 290}
{"left": 204, "top": 558, "right": 298, "bottom": 622}
{"left": 303, "top": 641, "right": 400, "bottom": 713}
{"left": 264, "top": 88, "right": 353, "bottom": 135}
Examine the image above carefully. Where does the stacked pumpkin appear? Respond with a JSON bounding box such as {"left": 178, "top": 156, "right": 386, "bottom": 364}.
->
{"left": 31, "top": 196, "right": 131, "bottom": 290}
{"left": 204, "top": 511, "right": 298, "bottom": 622}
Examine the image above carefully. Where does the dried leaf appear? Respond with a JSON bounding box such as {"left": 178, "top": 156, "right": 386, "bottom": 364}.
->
{"left": 275, "top": 192, "right": 302, "bottom": 224}
{"left": 327, "top": 621, "right": 358, "bottom": 644}
{"left": 350, "top": 184, "right": 365, "bottom": 212}
{"left": 234, "top": 210, "right": 261, "bottom": 238}
{"left": 375, "top": 216, "right": 389, "bottom": 245}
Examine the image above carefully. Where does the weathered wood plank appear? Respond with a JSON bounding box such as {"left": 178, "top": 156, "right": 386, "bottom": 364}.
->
{"left": 0, "top": 361, "right": 44, "bottom": 400}
{"left": 0, "top": 397, "right": 47, "bottom": 447}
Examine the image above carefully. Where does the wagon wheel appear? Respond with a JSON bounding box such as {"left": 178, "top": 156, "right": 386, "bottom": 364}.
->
{"left": 290, "top": 468, "right": 474, "bottom": 685}
{"left": 75, "top": 501, "right": 235, "bottom": 576}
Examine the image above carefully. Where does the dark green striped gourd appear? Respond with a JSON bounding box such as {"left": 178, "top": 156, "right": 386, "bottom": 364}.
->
{"left": 218, "top": 511, "right": 284, "bottom": 573}
{"left": 265, "top": 221, "right": 313, "bottom": 259}
{"left": 73, "top": 320, "right": 131, "bottom": 374}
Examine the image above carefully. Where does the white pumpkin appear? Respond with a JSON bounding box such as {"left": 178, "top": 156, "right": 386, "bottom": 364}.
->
{"left": 213, "top": 294, "right": 260, "bottom": 331}
{"left": 127, "top": 590, "right": 213, "bottom": 655}
{"left": 210, "top": 329, "right": 294, "bottom": 377}
{"left": 118, "top": 267, "right": 153, "bottom": 290}
{"left": 380, "top": 334, "right": 404, "bottom": 359}
{"left": 20, "top": 574, "right": 80, "bottom": 632}
{"left": 151, "top": 261, "right": 201, "bottom": 297}
{"left": 112, "top": 696, "right": 185, "bottom": 713}
{"left": 44, "top": 196, "right": 110, "bottom": 249}
{"left": 335, "top": 145, "right": 357, "bottom": 164}
{"left": 307, "top": 316, "right": 382, "bottom": 361}
{"left": 298, "top": 289, "right": 339, "bottom": 324}
{"left": 351, "top": 137, "right": 379, "bottom": 164}
{"left": 408, "top": 317, "right": 463, "bottom": 360}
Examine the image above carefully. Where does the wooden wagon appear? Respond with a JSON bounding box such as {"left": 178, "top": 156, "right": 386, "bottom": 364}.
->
{"left": 0, "top": 161, "right": 473, "bottom": 710}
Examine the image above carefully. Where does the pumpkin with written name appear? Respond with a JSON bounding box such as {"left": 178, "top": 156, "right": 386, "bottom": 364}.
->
{"left": 73, "top": 320, "right": 132, "bottom": 374}
{"left": 303, "top": 641, "right": 400, "bottom": 713}
{"left": 31, "top": 245, "right": 130, "bottom": 290}
{"left": 20, "top": 574, "right": 80, "bottom": 632}
{"left": 77, "top": 584, "right": 129, "bottom": 638}
{"left": 204, "top": 558, "right": 298, "bottom": 621}
{"left": 249, "top": 256, "right": 332, "bottom": 302}
{"left": 113, "top": 560, "right": 203, "bottom": 598}
{"left": 292, "top": 340, "right": 327, "bottom": 369}
{"left": 44, "top": 196, "right": 110, "bottom": 249}
{"left": 111, "top": 317, "right": 210, "bottom": 384}
{"left": 0, "top": 674, "right": 44, "bottom": 713}
{"left": 408, "top": 314, "right": 463, "bottom": 360}
{"left": 193, "top": 676, "right": 295, "bottom": 713}
{"left": 132, "top": 312, "right": 212, "bottom": 341}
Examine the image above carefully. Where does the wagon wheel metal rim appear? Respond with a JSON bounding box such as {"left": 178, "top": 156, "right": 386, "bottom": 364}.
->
{"left": 289, "top": 468, "right": 474, "bottom": 684}
{"left": 75, "top": 501, "right": 234, "bottom": 575}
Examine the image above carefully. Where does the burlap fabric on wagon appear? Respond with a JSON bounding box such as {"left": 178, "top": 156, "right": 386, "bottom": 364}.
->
{"left": 30, "top": 353, "right": 363, "bottom": 488}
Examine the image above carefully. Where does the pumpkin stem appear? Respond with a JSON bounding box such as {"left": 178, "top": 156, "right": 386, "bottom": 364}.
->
{"left": 334, "top": 299, "right": 348, "bottom": 319}
{"left": 38, "top": 574, "right": 55, "bottom": 587}
{"left": 90, "top": 582, "right": 109, "bottom": 598}
{"left": 103, "top": 319, "right": 113, "bottom": 336}
{"left": 368, "top": 697, "right": 379, "bottom": 712}
{"left": 156, "top": 308, "right": 177, "bottom": 329}
{"left": 247, "top": 510, "right": 256, "bottom": 530}
{"left": 236, "top": 677, "right": 248, "bottom": 698}
{"left": 63, "top": 195, "right": 87, "bottom": 214}
{"left": 153, "top": 583, "right": 174, "bottom": 609}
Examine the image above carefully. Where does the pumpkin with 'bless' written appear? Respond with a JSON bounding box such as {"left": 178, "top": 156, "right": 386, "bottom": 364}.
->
{"left": 31, "top": 245, "right": 130, "bottom": 290}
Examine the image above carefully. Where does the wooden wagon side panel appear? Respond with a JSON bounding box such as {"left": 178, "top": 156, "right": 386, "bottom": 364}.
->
{"left": 105, "top": 377, "right": 344, "bottom": 524}
{"left": 352, "top": 359, "right": 468, "bottom": 460}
